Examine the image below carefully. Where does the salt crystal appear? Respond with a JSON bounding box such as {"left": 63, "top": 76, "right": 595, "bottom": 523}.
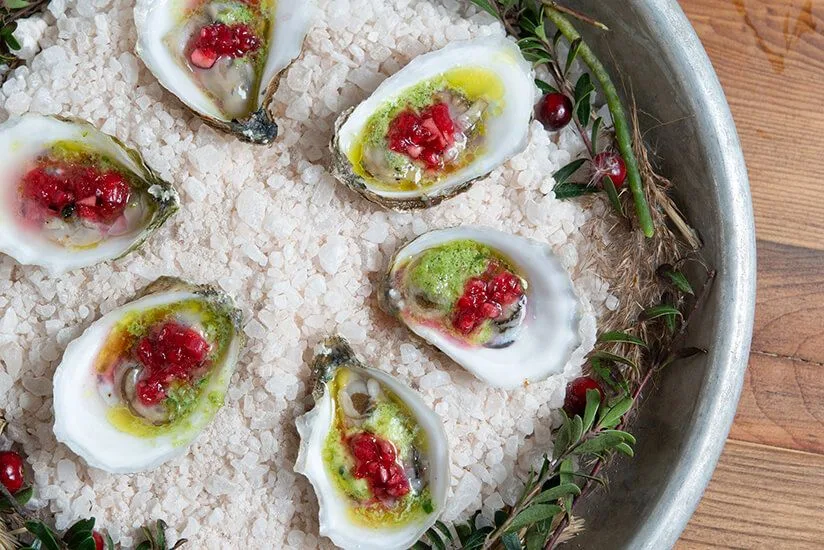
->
{"left": 338, "top": 320, "right": 366, "bottom": 343}
{"left": 419, "top": 370, "right": 450, "bottom": 389}
{"left": 183, "top": 177, "right": 207, "bottom": 202}
{"left": 236, "top": 189, "right": 266, "bottom": 227}
{"left": 317, "top": 236, "right": 347, "bottom": 274}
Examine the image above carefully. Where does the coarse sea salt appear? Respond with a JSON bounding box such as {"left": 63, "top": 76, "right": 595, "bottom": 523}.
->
{"left": 0, "top": 0, "right": 617, "bottom": 548}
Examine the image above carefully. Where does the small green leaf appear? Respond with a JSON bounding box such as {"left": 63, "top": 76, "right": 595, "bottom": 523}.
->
{"left": 570, "top": 414, "right": 584, "bottom": 445}
{"left": 597, "top": 397, "right": 634, "bottom": 429}
{"left": 658, "top": 265, "right": 695, "bottom": 295}
{"left": 425, "top": 528, "right": 446, "bottom": 550}
{"left": 573, "top": 73, "right": 595, "bottom": 123}
{"left": 456, "top": 523, "right": 472, "bottom": 545}
{"left": 591, "top": 350, "right": 637, "bottom": 370}
{"left": 25, "top": 521, "right": 61, "bottom": 550}
{"left": 640, "top": 305, "right": 683, "bottom": 322}
{"left": 532, "top": 483, "right": 581, "bottom": 504}
{"left": 602, "top": 429, "right": 637, "bottom": 445}
{"left": 433, "top": 521, "right": 452, "bottom": 542}
{"left": 582, "top": 389, "right": 601, "bottom": 432}
{"left": 535, "top": 78, "right": 558, "bottom": 95}
{"left": 590, "top": 117, "right": 603, "bottom": 153}
{"left": 572, "top": 432, "right": 629, "bottom": 455}
{"left": 661, "top": 347, "right": 708, "bottom": 368}
{"left": 0, "top": 484, "right": 33, "bottom": 511}
{"left": 105, "top": 533, "right": 115, "bottom": 550}
{"left": 135, "top": 543, "right": 151, "bottom": 550}
{"left": 507, "top": 504, "right": 562, "bottom": 532}
{"left": 495, "top": 509, "right": 509, "bottom": 527}
{"left": 1, "top": 25, "right": 21, "bottom": 51}
{"left": 552, "top": 29, "right": 563, "bottom": 47}
{"left": 615, "top": 442, "right": 635, "bottom": 457}
{"left": 155, "top": 520, "right": 167, "bottom": 548}
{"left": 602, "top": 176, "right": 624, "bottom": 217}
{"left": 63, "top": 518, "right": 96, "bottom": 545}
{"left": 3, "top": 0, "right": 29, "bottom": 9}
{"left": 526, "top": 525, "right": 548, "bottom": 550}
{"left": 590, "top": 357, "right": 623, "bottom": 392}
{"left": 552, "top": 158, "right": 587, "bottom": 185}
{"left": 597, "top": 331, "right": 648, "bottom": 348}
{"left": 468, "top": 0, "right": 498, "bottom": 18}
{"left": 552, "top": 182, "right": 600, "bottom": 200}
{"left": 502, "top": 532, "right": 523, "bottom": 550}
{"left": 564, "top": 38, "right": 582, "bottom": 75}
{"left": 553, "top": 415, "right": 571, "bottom": 459}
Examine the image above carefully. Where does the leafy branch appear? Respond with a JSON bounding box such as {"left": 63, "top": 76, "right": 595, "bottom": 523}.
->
{"left": 470, "top": 0, "right": 655, "bottom": 237}
{"left": 416, "top": 261, "right": 713, "bottom": 550}
{"left": 1, "top": 417, "right": 186, "bottom": 550}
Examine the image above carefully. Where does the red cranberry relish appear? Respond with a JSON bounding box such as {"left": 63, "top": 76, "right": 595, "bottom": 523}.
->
{"left": 452, "top": 264, "right": 524, "bottom": 336}
{"left": 348, "top": 432, "right": 410, "bottom": 501}
{"left": 134, "top": 322, "right": 211, "bottom": 406}
{"left": 387, "top": 102, "right": 456, "bottom": 169}
{"left": 189, "top": 23, "right": 261, "bottom": 70}
{"left": 20, "top": 159, "right": 131, "bottom": 225}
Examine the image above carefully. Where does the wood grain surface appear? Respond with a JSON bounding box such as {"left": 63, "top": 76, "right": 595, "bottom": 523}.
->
{"left": 676, "top": 0, "right": 824, "bottom": 547}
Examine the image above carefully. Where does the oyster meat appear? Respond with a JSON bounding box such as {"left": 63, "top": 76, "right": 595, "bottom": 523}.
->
{"left": 53, "top": 277, "right": 244, "bottom": 473}
{"left": 380, "top": 227, "right": 581, "bottom": 389}
{"left": 295, "top": 337, "right": 449, "bottom": 550}
{"left": 0, "top": 115, "right": 179, "bottom": 274}
{"left": 332, "top": 36, "right": 535, "bottom": 209}
{"left": 135, "top": 0, "right": 314, "bottom": 144}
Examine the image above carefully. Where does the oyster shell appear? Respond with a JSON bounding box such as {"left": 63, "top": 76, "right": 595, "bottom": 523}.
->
{"left": 53, "top": 277, "right": 244, "bottom": 473}
{"left": 331, "top": 36, "right": 535, "bottom": 209}
{"left": 135, "top": 0, "right": 314, "bottom": 144}
{"left": 0, "top": 115, "right": 179, "bottom": 274}
{"left": 295, "top": 337, "right": 449, "bottom": 550}
{"left": 380, "top": 227, "right": 581, "bottom": 389}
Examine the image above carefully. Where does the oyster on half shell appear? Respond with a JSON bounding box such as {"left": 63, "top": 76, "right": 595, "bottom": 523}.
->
{"left": 331, "top": 36, "right": 535, "bottom": 209}
{"left": 380, "top": 227, "right": 582, "bottom": 389}
{"left": 295, "top": 337, "right": 449, "bottom": 550}
{"left": 135, "top": 0, "right": 314, "bottom": 144}
{"left": 0, "top": 115, "right": 179, "bottom": 274}
{"left": 53, "top": 277, "right": 244, "bottom": 473}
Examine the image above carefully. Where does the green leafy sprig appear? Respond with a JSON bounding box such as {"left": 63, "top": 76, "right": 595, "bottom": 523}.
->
{"left": 1, "top": 417, "right": 186, "bottom": 550}
{"left": 416, "top": 263, "right": 714, "bottom": 550}
{"left": 470, "top": 0, "right": 655, "bottom": 237}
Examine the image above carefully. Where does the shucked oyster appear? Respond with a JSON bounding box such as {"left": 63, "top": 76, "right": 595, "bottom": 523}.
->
{"left": 135, "top": 0, "right": 314, "bottom": 144}
{"left": 380, "top": 227, "right": 581, "bottom": 389}
{"left": 295, "top": 337, "right": 449, "bottom": 550}
{"left": 332, "top": 36, "right": 535, "bottom": 209}
{"left": 53, "top": 277, "right": 244, "bottom": 473}
{"left": 0, "top": 115, "right": 179, "bottom": 274}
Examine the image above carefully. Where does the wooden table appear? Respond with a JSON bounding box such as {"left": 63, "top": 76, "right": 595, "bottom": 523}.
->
{"left": 676, "top": 1, "right": 824, "bottom": 548}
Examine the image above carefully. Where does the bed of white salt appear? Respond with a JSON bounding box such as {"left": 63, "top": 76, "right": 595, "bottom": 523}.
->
{"left": 0, "top": 0, "right": 616, "bottom": 547}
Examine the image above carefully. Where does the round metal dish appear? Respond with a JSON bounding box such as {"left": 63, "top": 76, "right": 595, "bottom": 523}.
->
{"left": 566, "top": 1, "right": 756, "bottom": 547}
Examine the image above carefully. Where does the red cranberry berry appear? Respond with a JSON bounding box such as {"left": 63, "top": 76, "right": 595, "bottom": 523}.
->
{"left": 536, "top": 93, "right": 573, "bottom": 131}
{"left": 593, "top": 152, "right": 627, "bottom": 188}
{"left": 563, "top": 376, "right": 604, "bottom": 417}
{"left": 0, "top": 450, "right": 25, "bottom": 494}
{"left": 92, "top": 531, "right": 105, "bottom": 550}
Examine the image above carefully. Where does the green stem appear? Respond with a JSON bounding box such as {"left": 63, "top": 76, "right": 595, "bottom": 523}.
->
{"left": 544, "top": 7, "right": 655, "bottom": 238}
